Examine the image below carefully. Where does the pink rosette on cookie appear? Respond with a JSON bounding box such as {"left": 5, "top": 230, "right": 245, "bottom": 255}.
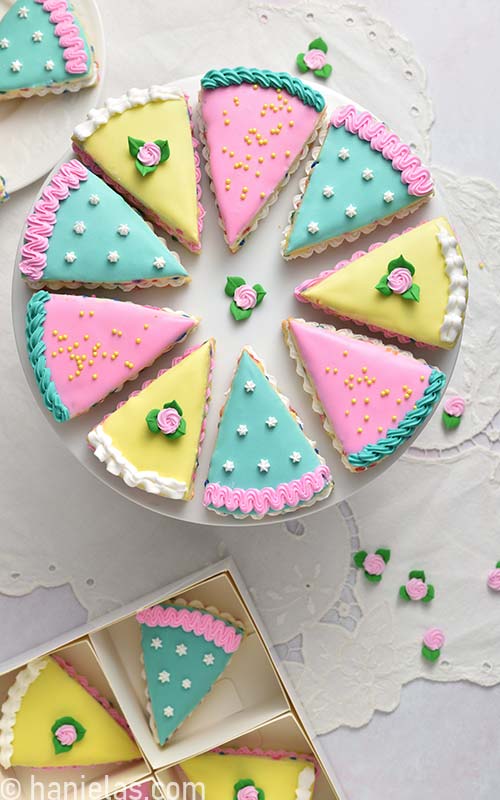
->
{"left": 353, "top": 548, "right": 391, "bottom": 582}
{"left": 400, "top": 570, "right": 434, "bottom": 602}
{"left": 55, "top": 724, "right": 77, "bottom": 746}
{"left": 137, "top": 142, "right": 161, "bottom": 167}
{"left": 233, "top": 781, "right": 263, "bottom": 800}
{"left": 387, "top": 267, "right": 413, "bottom": 295}
{"left": 157, "top": 407, "right": 181, "bottom": 435}
{"left": 422, "top": 627, "right": 445, "bottom": 661}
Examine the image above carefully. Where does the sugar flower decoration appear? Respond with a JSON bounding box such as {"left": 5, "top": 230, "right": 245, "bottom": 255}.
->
{"left": 375, "top": 254, "right": 420, "bottom": 302}
{"left": 225, "top": 276, "right": 266, "bottom": 321}
{"left": 399, "top": 570, "right": 435, "bottom": 603}
{"left": 234, "top": 779, "right": 265, "bottom": 800}
{"left": 353, "top": 548, "right": 391, "bottom": 582}
{"left": 51, "top": 717, "right": 86, "bottom": 754}
{"left": 422, "top": 627, "right": 445, "bottom": 662}
{"left": 487, "top": 562, "right": 500, "bottom": 591}
{"left": 296, "top": 37, "right": 332, "bottom": 79}
{"left": 146, "top": 400, "right": 186, "bottom": 439}
{"left": 128, "top": 136, "right": 170, "bottom": 177}
{"left": 442, "top": 395, "right": 465, "bottom": 429}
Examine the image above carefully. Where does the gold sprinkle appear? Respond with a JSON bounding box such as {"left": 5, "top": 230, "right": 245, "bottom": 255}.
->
{"left": 344, "top": 379, "right": 349, "bottom": 386}
{"left": 357, "top": 377, "right": 362, "bottom": 384}
{"left": 89, "top": 311, "right": 94, "bottom": 317}
{"left": 405, "top": 392, "right": 411, "bottom": 400}
{"left": 240, "top": 194, "right": 246, "bottom": 200}
{"left": 51, "top": 351, "right": 57, "bottom": 358}
{"left": 79, "top": 311, "right": 84, "bottom": 318}
{"left": 362, "top": 366, "right": 367, "bottom": 373}
{"left": 246, "top": 154, "right": 252, "bottom": 161}
{"left": 260, "top": 191, "right": 265, "bottom": 198}
{"left": 225, "top": 186, "right": 230, "bottom": 191}
{"left": 285, "top": 150, "right": 290, "bottom": 157}
{"left": 253, "top": 83, "right": 258, "bottom": 90}
{"left": 52, "top": 330, "right": 58, "bottom": 336}
{"left": 144, "top": 324, "right": 149, "bottom": 329}
{"left": 277, "top": 93, "right": 283, "bottom": 100}
{"left": 357, "top": 427, "right": 363, "bottom": 434}
{"left": 287, "top": 105, "right": 292, "bottom": 112}
{"left": 81, "top": 354, "right": 86, "bottom": 361}
{"left": 229, "top": 150, "right": 234, "bottom": 157}
{"left": 378, "top": 426, "right": 383, "bottom": 433}
{"left": 396, "top": 398, "right": 402, "bottom": 405}
{"left": 364, "top": 398, "right": 370, "bottom": 404}
{"left": 224, "top": 119, "right": 230, "bottom": 126}
{"left": 333, "top": 368, "right": 338, "bottom": 374}
{"left": 343, "top": 350, "right": 348, "bottom": 356}
{"left": 271, "top": 152, "right": 276, "bottom": 159}
{"left": 325, "top": 366, "right": 330, "bottom": 373}
{"left": 92, "top": 373, "right": 98, "bottom": 380}
{"left": 75, "top": 370, "right": 81, "bottom": 376}
{"left": 89, "top": 359, "right": 94, "bottom": 366}
{"left": 102, "top": 352, "right": 107, "bottom": 358}
{"left": 243, "top": 164, "right": 249, "bottom": 171}
{"left": 278, "top": 122, "right": 283, "bottom": 129}
{"left": 117, "top": 331, "right": 122, "bottom": 337}
{"left": 58, "top": 335, "right": 64, "bottom": 341}
{"left": 58, "top": 346, "right": 64, "bottom": 353}
{"left": 258, "top": 156, "right": 264, "bottom": 163}
{"left": 67, "top": 345, "right": 73, "bottom": 352}
{"left": 112, "top": 328, "right": 117, "bottom": 334}
{"left": 242, "top": 186, "right": 248, "bottom": 193}
{"left": 83, "top": 334, "right": 89, "bottom": 341}
{"left": 349, "top": 374, "right": 354, "bottom": 380}
{"left": 255, "top": 171, "right": 261, "bottom": 177}
{"left": 263, "top": 103, "right": 268, "bottom": 109}
{"left": 260, "top": 110, "right": 266, "bottom": 117}
{"left": 222, "top": 109, "right": 227, "bottom": 115}
{"left": 233, "top": 96, "right": 239, "bottom": 103}
{"left": 364, "top": 415, "right": 370, "bottom": 422}
{"left": 392, "top": 415, "right": 397, "bottom": 421}
{"left": 420, "top": 375, "right": 425, "bottom": 381}
{"left": 222, "top": 146, "right": 227, "bottom": 153}
{"left": 351, "top": 398, "right": 357, "bottom": 405}
{"left": 345, "top": 410, "right": 350, "bottom": 416}
{"left": 289, "top": 120, "right": 295, "bottom": 127}
{"left": 68, "top": 375, "right": 74, "bottom": 381}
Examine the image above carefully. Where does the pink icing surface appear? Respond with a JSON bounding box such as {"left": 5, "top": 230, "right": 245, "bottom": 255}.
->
{"left": 289, "top": 320, "right": 431, "bottom": 455}
{"left": 136, "top": 604, "right": 243, "bottom": 653}
{"left": 34, "top": 0, "right": 89, "bottom": 75}
{"left": 331, "top": 105, "right": 433, "bottom": 197}
{"left": 42, "top": 294, "right": 195, "bottom": 418}
{"left": 201, "top": 83, "right": 320, "bottom": 246}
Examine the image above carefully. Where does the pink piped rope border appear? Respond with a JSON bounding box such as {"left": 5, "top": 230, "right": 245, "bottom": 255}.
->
{"left": 204, "top": 464, "right": 332, "bottom": 516}
{"left": 331, "top": 105, "right": 433, "bottom": 197}
{"left": 136, "top": 604, "right": 243, "bottom": 654}
{"left": 213, "top": 746, "right": 319, "bottom": 776}
{"left": 34, "top": 0, "right": 88, "bottom": 75}
{"left": 20, "top": 160, "right": 88, "bottom": 281}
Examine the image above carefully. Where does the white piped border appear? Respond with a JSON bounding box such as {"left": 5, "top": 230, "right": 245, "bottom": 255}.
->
{"left": 0, "top": 657, "right": 49, "bottom": 769}
{"left": 437, "top": 226, "right": 468, "bottom": 345}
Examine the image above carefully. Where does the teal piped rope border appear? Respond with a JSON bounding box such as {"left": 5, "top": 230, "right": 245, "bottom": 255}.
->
{"left": 348, "top": 369, "right": 446, "bottom": 468}
{"left": 26, "top": 291, "right": 70, "bottom": 423}
{"left": 201, "top": 67, "right": 325, "bottom": 112}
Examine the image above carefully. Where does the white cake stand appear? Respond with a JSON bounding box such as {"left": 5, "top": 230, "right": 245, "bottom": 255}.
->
{"left": 11, "top": 76, "right": 460, "bottom": 526}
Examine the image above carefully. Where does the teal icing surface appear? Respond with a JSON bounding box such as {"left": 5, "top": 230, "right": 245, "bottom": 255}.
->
{"left": 285, "top": 124, "right": 415, "bottom": 255}
{"left": 0, "top": 0, "right": 91, "bottom": 92}
{"left": 201, "top": 66, "right": 325, "bottom": 112}
{"left": 41, "top": 169, "right": 188, "bottom": 284}
{"left": 207, "top": 351, "right": 323, "bottom": 511}
{"left": 25, "top": 290, "right": 70, "bottom": 422}
{"left": 348, "top": 369, "right": 446, "bottom": 468}
{"left": 140, "top": 604, "right": 243, "bottom": 745}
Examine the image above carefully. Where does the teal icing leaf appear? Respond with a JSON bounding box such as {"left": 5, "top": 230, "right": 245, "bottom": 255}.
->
{"left": 422, "top": 645, "right": 440, "bottom": 662}
{"left": 387, "top": 254, "right": 415, "bottom": 275}
{"left": 314, "top": 64, "right": 333, "bottom": 79}
{"left": 252, "top": 283, "right": 267, "bottom": 305}
{"left": 309, "top": 37, "right": 328, "bottom": 53}
{"left": 128, "top": 136, "right": 144, "bottom": 158}
{"left": 296, "top": 53, "right": 308, "bottom": 73}
{"left": 353, "top": 550, "right": 367, "bottom": 568}
{"left": 376, "top": 548, "right": 391, "bottom": 564}
{"left": 225, "top": 276, "right": 246, "bottom": 297}
{"left": 230, "top": 301, "right": 252, "bottom": 322}
{"left": 146, "top": 409, "right": 160, "bottom": 433}
{"left": 375, "top": 274, "right": 392, "bottom": 296}
{"left": 155, "top": 139, "right": 170, "bottom": 163}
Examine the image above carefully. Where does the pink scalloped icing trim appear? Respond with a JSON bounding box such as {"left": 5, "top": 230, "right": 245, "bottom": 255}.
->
{"left": 34, "top": 0, "right": 88, "bottom": 75}
{"left": 136, "top": 604, "right": 243, "bottom": 653}
{"left": 213, "top": 746, "right": 319, "bottom": 775}
{"left": 72, "top": 94, "right": 205, "bottom": 253}
{"left": 204, "top": 464, "right": 332, "bottom": 516}
{"left": 20, "top": 160, "right": 88, "bottom": 281}
{"left": 331, "top": 105, "right": 433, "bottom": 197}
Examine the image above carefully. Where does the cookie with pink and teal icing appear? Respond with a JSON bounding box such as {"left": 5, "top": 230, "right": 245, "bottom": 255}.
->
{"left": 283, "top": 318, "right": 446, "bottom": 471}
{"left": 0, "top": 0, "right": 97, "bottom": 101}
{"left": 282, "top": 104, "right": 433, "bottom": 258}
{"left": 19, "top": 160, "right": 188, "bottom": 291}
{"left": 26, "top": 291, "right": 198, "bottom": 422}
{"left": 203, "top": 346, "right": 333, "bottom": 519}
{"left": 199, "top": 67, "right": 326, "bottom": 252}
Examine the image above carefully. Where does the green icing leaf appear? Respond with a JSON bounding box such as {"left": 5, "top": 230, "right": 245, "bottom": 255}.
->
{"left": 442, "top": 411, "right": 461, "bottom": 429}
{"left": 155, "top": 139, "right": 170, "bottom": 163}
{"left": 399, "top": 585, "right": 410, "bottom": 601}
{"left": 135, "top": 160, "right": 158, "bottom": 177}
{"left": 409, "top": 570, "right": 425, "bottom": 581}
{"left": 230, "top": 301, "right": 252, "bottom": 322}
{"left": 422, "top": 645, "right": 440, "bottom": 662}
{"left": 314, "top": 64, "right": 333, "bottom": 79}
{"left": 387, "top": 254, "right": 415, "bottom": 276}
{"left": 309, "top": 37, "right": 328, "bottom": 53}
{"left": 376, "top": 548, "right": 391, "bottom": 564}
{"left": 163, "top": 400, "right": 183, "bottom": 416}
{"left": 51, "top": 717, "right": 86, "bottom": 755}
{"left": 401, "top": 283, "right": 420, "bottom": 302}
{"left": 422, "top": 584, "right": 435, "bottom": 603}
{"left": 375, "top": 274, "right": 392, "bottom": 296}
{"left": 364, "top": 572, "right": 382, "bottom": 583}
{"left": 253, "top": 283, "right": 267, "bottom": 305}
{"left": 146, "top": 409, "right": 160, "bottom": 433}
{"left": 128, "top": 136, "right": 144, "bottom": 158}
{"left": 353, "top": 550, "right": 367, "bottom": 568}
{"left": 225, "top": 276, "right": 246, "bottom": 297}
{"left": 296, "top": 53, "right": 309, "bottom": 73}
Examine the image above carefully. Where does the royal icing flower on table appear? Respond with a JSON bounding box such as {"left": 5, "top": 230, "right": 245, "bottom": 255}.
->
{"left": 399, "top": 570, "right": 435, "bottom": 603}
{"left": 442, "top": 395, "right": 465, "bottom": 429}
{"left": 234, "top": 780, "right": 264, "bottom": 800}
{"left": 128, "top": 136, "right": 170, "bottom": 176}
{"left": 421, "top": 627, "right": 445, "bottom": 662}
{"left": 353, "top": 548, "right": 390, "bottom": 582}
{"left": 224, "top": 276, "right": 266, "bottom": 321}
{"left": 487, "top": 562, "right": 500, "bottom": 591}
{"left": 375, "top": 255, "right": 420, "bottom": 302}
{"left": 296, "top": 37, "right": 332, "bottom": 79}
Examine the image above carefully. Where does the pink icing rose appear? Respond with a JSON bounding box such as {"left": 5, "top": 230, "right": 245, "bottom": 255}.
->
{"left": 363, "top": 553, "right": 386, "bottom": 576}
{"left": 234, "top": 284, "right": 257, "bottom": 310}
{"left": 157, "top": 407, "right": 181, "bottom": 434}
{"left": 387, "top": 267, "right": 413, "bottom": 294}
{"left": 423, "top": 627, "right": 445, "bottom": 651}
{"left": 304, "top": 49, "right": 327, "bottom": 70}
{"left": 237, "top": 788, "right": 259, "bottom": 800}
{"left": 137, "top": 142, "right": 161, "bottom": 167}
{"left": 487, "top": 568, "right": 500, "bottom": 591}
{"left": 444, "top": 395, "right": 465, "bottom": 417}
{"left": 406, "top": 577, "right": 428, "bottom": 601}
{"left": 55, "top": 724, "right": 77, "bottom": 746}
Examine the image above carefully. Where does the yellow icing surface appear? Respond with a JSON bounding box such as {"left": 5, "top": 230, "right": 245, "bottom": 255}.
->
{"left": 102, "top": 341, "right": 213, "bottom": 499}
{"left": 11, "top": 659, "right": 139, "bottom": 767}
{"left": 302, "top": 217, "right": 457, "bottom": 348}
{"left": 79, "top": 98, "right": 200, "bottom": 246}
{"left": 180, "top": 751, "right": 314, "bottom": 800}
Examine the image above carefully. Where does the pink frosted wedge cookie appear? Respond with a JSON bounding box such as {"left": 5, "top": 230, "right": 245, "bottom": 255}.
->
{"left": 282, "top": 104, "right": 433, "bottom": 259}
{"left": 283, "top": 318, "right": 446, "bottom": 471}
{"left": 88, "top": 340, "right": 215, "bottom": 501}
{"left": 0, "top": 0, "right": 97, "bottom": 102}
{"left": 176, "top": 746, "right": 317, "bottom": 800}
{"left": 0, "top": 655, "right": 139, "bottom": 768}
{"left": 19, "top": 160, "right": 189, "bottom": 291}
{"left": 199, "top": 67, "right": 326, "bottom": 252}
{"left": 295, "top": 217, "right": 468, "bottom": 349}
{"left": 203, "top": 346, "right": 332, "bottom": 519}
{"left": 26, "top": 291, "right": 198, "bottom": 422}
{"left": 72, "top": 86, "right": 204, "bottom": 253}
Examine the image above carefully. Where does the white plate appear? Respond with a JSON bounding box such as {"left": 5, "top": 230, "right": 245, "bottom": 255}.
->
{"left": 0, "top": 0, "right": 105, "bottom": 193}
{"left": 11, "top": 76, "right": 460, "bottom": 527}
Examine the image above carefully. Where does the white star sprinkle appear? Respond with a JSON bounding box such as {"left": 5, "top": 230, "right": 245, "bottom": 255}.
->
{"left": 64, "top": 251, "right": 77, "bottom": 264}
{"left": 163, "top": 706, "right": 174, "bottom": 718}
{"left": 307, "top": 221, "right": 319, "bottom": 234}
{"left": 244, "top": 380, "right": 256, "bottom": 393}
{"left": 237, "top": 424, "right": 248, "bottom": 437}
{"left": 290, "top": 451, "right": 302, "bottom": 464}
{"left": 203, "top": 654, "right": 215, "bottom": 666}
{"left": 338, "top": 147, "right": 350, "bottom": 160}
{"left": 117, "top": 223, "right": 129, "bottom": 237}
{"left": 10, "top": 60, "right": 22, "bottom": 73}
{"left": 32, "top": 30, "right": 43, "bottom": 42}
{"left": 0, "top": 39, "right": 10, "bottom": 50}
{"left": 17, "top": 6, "right": 29, "bottom": 18}
{"left": 158, "top": 670, "right": 170, "bottom": 683}
{"left": 151, "top": 637, "right": 163, "bottom": 650}
{"left": 383, "top": 190, "right": 394, "bottom": 203}
{"left": 258, "top": 458, "right": 270, "bottom": 473}
{"left": 107, "top": 250, "right": 120, "bottom": 263}
{"left": 181, "top": 678, "right": 192, "bottom": 689}
{"left": 44, "top": 59, "right": 54, "bottom": 71}
{"left": 88, "top": 194, "right": 100, "bottom": 205}
{"left": 223, "top": 460, "right": 235, "bottom": 473}
{"left": 265, "top": 416, "right": 277, "bottom": 429}
{"left": 153, "top": 256, "right": 166, "bottom": 269}
{"left": 176, "top": 643, "right": 188, "bottom": 656}
{"left": 73, "top": 221, "right": 86, "bottom": 235}
{"left": 322, "top": 185, "right": 334, "bottom": 198}
{"left": 345, "top": 204, "right": 357, "bottom": 218}
{"left": 362, "top": 168, "right": 374, "bottom": 181}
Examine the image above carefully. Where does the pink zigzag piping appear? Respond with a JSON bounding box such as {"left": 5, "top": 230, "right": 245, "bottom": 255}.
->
{"left": 20, "top": 159, "right": 88, "bottom": 281}
{"left": 204, "top": 463, "right": 332, "bottom": 516}
{"left": 136, "top": 604, "right": 243, "bottom": 654}
{"left": 34, "top": 0, "right": 88, "bottom": 75}
{"left": 213, "top": 746, "right": 319, "bottom": 776}
{"left": 331, "top": 105, "right": 433, "bottom": 197}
